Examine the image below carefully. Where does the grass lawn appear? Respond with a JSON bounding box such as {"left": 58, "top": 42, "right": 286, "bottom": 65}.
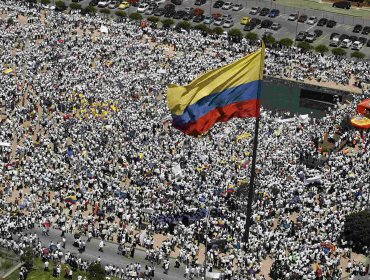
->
{"left": 6, "top": 258, "right": 119, "bottom": 280}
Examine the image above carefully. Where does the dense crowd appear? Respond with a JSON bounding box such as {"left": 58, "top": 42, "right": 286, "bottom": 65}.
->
{"left": 0, "top": 0, "right": 370, "bottom": 279}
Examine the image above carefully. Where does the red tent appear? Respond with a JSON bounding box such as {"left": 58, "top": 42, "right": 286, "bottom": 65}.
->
{"left": 357, "top": 99, "right": 370, "bottom": 116}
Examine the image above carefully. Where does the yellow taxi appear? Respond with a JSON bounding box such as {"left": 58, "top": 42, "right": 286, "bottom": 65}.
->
{"left": 240, "top": 16, "right": 251, "bottom": 25}
{"left": 118, "top": 1, "right": 130, "bottom": 9}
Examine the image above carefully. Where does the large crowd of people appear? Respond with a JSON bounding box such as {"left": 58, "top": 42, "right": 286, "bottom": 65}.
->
{"left": 0, "top": 0, "right": 370, "bottom": 279}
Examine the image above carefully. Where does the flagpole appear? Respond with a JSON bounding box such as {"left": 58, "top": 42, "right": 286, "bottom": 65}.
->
{"left": 243, "top": 42, "right": 264, "bottom": 247}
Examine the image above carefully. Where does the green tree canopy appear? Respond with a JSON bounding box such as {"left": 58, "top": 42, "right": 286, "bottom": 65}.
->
{"left": 85, "top": 6, "right": 97, "bottom": 14}
{"left": 263, "top": 34, "right": 276, "bottom": 45}
{"left": 115, "top": 10, "right": 126, "bottom": 17}
{"left": 88, "top": 263, "right": 106, "bottom": 280}
{"left": 228, "top": 28, "right": 242, "bottom": 38}
{"left": 245, "top": 32, "right": 258, "bottom": 41}
{"left": 20, "top": 247, "right": 34, "bottom": 270}
{"left": 343, "top": 211, "right": 370, "bottom": 253}
{"left": 351, "top": 51, "right": 365, "bottom": 59}
{"left": 177, "top": 21, "right": 192, "bottom": 31}
{"left": 331, "top": 47, "right": 346, "bottom": 56}
{"left": 100, "top": 8, "right": 111, "bottom": 15}
{"left": 129, "top": 12, "right": 143, "bottom": 21}
{"left": 212, "top": 27, "right": 224, "bottom": 35}
{"left": 279, "top": 38, "right": 293, "bottom": 47}
{"left": 194, "top": 24, "right": 209, "bottom": 33}
{"left": 315, "top": 44, "right": 329, "bottom": 54}
{"left": 41, "top": 0, "right": 51, "bottom": 5}
{"left": 161, "top": 18, "right": 175, "bottom": 28}
{"left": 55, "top": 0, "right": 67, "bottom": 11}
{"left": 297, "top": 41, "right": 313, "bottom": 52}
{"left": 70, "top": 3, "right": 82, "bottom": 10}
{"left": 147, "top": 16, "right": 159, "bottom": 23}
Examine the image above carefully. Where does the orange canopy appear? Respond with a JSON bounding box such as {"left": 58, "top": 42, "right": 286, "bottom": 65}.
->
{"left": 357, "top": 99, "right": 370, "bottom": 116}
{"left": 351, "top": 115, "right": 370, "bottom": 130}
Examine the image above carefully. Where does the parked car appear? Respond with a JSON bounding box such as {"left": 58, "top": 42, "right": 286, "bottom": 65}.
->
{"left": 330, "top": 34, "right": 341, "bottom": 47}
{"left": 108, "top": 0, "right": 120, "bottom": 8}
{"left": 296, "top": 31, "right": 307, "bottom": 41}
{"left": 288, "top": 13, "right": 298, "bottom": 21}
{"left": 339, "top": 34, "right": 349, "bottom": 42}
{"left": 349, "top": 35, "right": 358, "bottom": 43}
{"left": 164, "top": 3, "right": 175, "bottom": 11}
{"left": 298, "top": 14, "right": 307, "bottom": 23}
{"left": 358, "top": 37, "right": 368, "bottom": 45}
{"left": 240, "top": 16, "right": 251, "bottom": 25}
{"left": 362, "top": 26, "right": 370, "bottom": 35}
{"left": 195, "top": 0, "right": 206, "bottom": 5}
{"left": 213, "top": 0, "right": 224, "bottom": 8}
{"left": 171, "top": 0, "right": 183, "bottom": 4}
{"left": 353, "top": 24, "right": 363, "bottom": 33}
{"left": 222, "top": 2, "right": 232, "bottom": 10}
{"left": 367, "top": 40, "right": 370, "bottom": 47}
{"left": 314, "top": 29, "right": 323, "bottom": 38}
{"left": 250, "top": 7, "right": 261, "bottom": 15}
{"left": 173, "top": 10, "right": 187, "bottom": 19}
{"left": 305, "top": 32, "right": 316, "bottom": 42}
{"left": 137, "top": 3, "right": 149, "bottom": 12}
{"left": 89, "top": 0, "right": 99, "bottom": 6}
{"left": 270, "top": 22, "right": 281, "bottom": 30}
{"left": 145, "top": 6, "right": 155, "bottom": 14}
{"left": 330, "top": 32, "right": 339, "bottom": 40}
{"left": 214, "top": 17, "right": 224, "bottom": 26}
{"left": 260, "top": 8, "right": 270, "bottom": 16}
{"left": 193, "top": 14, "right": 205, "bottom": 22}
{"left": 341, "top": 38, "right": 352, "bottom": 48}
{"left": 232, "top": 3, "right": 243, "bottom": 11}
{"left": 307, "top": 16, "right": 318, "bottom": 25}
{"left": 203, "top": 15, "right": 214, "bottom": 24}
{"left": 221, "top": 14, "right": 232, "bottom": 20}
{"left": 223, "top": 19, "right": 234, "bottom": 28}
{"left": 351, "top": 41, "right": 363, "bottom": 50}
{"left": 98, "top": 1, "right": 110, "bottom": 7}
{"left": 182, "top": 12, "right": 193, "bottom": 20}
{"left": 332, "top": 1, "right": 351, "bottom": 9}
{"left": 153, "top": 8, "right": 165, "bottom": 16}
{"left": 326, "top": 20, "right": 337, "bottom": 28}
{"left": 244, "top": 23, "right": 256, "bottom": 31}
{"left": 317, "top": 18, "right": 328, "bottom": 26}
{"left": 261, "top": 19, "right": 273, "bottom": 28}
{"left": 118, "top": 1, "right": 129, "bottom": 9}
{"left": 164, "top": 9, "right": 176, "bottom": 17}
{"left": 268, "top": 9, "right": 279, "bottom": 18}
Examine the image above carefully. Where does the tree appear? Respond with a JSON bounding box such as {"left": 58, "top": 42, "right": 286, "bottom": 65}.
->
{"left": 115, "top": 10, "right": 126, "bottom": 18}
{"left": 279, "top": 38, "right": 293, "bottom": 47}
{"left": 315, "top": 44, "right": 329, "bottom": 54}
{"left": 88, "top": 263, "right": 106, "bottom": 280}
{"left": 129, "top": 12, "right": 143, "bottom": 21}
{"left": 100, "top": 8, "right": 111, "bottom": 16}
{"left": 263, "top": 34, "right": 276, "bottom": 46}
{"left": 41, "top": 0, "right": 50, "bottom": 5}
{"left": 55, "top": 0, "right": 67, "bottom": 11}
{"left": 343, "top": 211, "right": 370, "bottom": 253}
{"left": 212, "top": 27, "right": 224, "bottom": 35}
{"left": 177, "top": 21, "right": 192, "bottom": 31}
{"left": 351, "top": 51, "right": 365, "bottom": 59}
{"left": 245, "top": 32, "right": 258, "bottom": 41}
{"left": 20, "top": 247, "right": 34, "bottom": 270}
{"left": 147, "top": 16, "right": 159, "bottom": 23}
{"left": 85, "top": 6, "right": 97, "bottom": 15}
{"left": 70, "top": 3, "right": 82, "bottom": 10}
{"left": 161, "top": 18, "right": 174, "bottom": 28}
{"left": 228, "top": 28, "right": 242, "bottom": 38}
{"left": 297, "top": 41, "right": 313, "bottom": 52}
{"left": 7, "top": 17, "right": 14, "bottom": 25}
{"left": 194, "top": 24, "right": 209, "bottom": 33}
{"left": 331, "top": 47, "right": 346, "bottom": 57}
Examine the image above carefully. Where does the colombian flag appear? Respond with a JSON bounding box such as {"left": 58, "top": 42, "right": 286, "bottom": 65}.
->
{"left": 65, "top": 195, "right": 77, "bottom": 204}
{"left": 167, "top": 44, "right": 264, "bottom": 136}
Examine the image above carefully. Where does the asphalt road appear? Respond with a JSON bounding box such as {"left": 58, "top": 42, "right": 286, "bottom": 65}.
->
{"left": 25, "top": 227, "right": 188, "bottom": 280}
{"left": 56, "top": 0, "right": 370, "bottom": 57}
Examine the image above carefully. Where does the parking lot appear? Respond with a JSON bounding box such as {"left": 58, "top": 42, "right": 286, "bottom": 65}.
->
{"left": 61, "top": 0, "right": 370, "bottom": 56}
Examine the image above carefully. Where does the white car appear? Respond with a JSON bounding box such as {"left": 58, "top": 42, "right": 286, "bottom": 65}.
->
{"left": 307, "top": 16, "right": 318, "bottom": 25}
{"left": 155, "top": 0, "right": 166, "bottom": 3}
{"left": 214, "top": 18, "right": 224, "bottom": 26}
{"left": 341, "top": 38, "right": 352, "bottom": 48}
{"left": 98, "top": 1, "right": 110, "bottom": 7}
{"left": 222, "top": 2, "right": 232, "bottom": 10}
{"left": 351, "top": 41, "right": 363, "bottom": 50}
{"left": 232, "top": 3, "right": 243, "bottom": 11}
{"left": 305, "top": 32, "right": 316, "bottom": 42}
{"left": 223, "top": 19, "right": 234, "bottom": 28}
{"left": 137, "top": 3, "right": 149, "bottom": 12}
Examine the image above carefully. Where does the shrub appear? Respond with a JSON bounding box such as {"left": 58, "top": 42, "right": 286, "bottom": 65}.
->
{"left": 161, "top": 18, "right": 174, "bottom": 28}
{"left": 100, "top": 8, "right": 111, "bottom": 15}
{"left": 88, "top": 263, "right": 106, "bottom": 280}
{"left": 115, "top": 10, "right": 126, "bottom": 17}
{"left": 228, "top": 28, "right": 242, "bottom": 38}
{"left": 279, "top": 38, "right": 293, "bottom": 47}
{"left": 212, "top": 27, "right": 224, "bottom": 35}
{"left": 343, "top": 211, "right": 370, "bottom": 253}
{"left": 69, "top": 3, "right": 81, "bottom": 10}
{"left": 129, "top": 12, "right": 143, "bottom": 21}
{"left": 263, "top": 34, "right": 276, "bottom": 45}
{"left": 20, "top": 247, "right": 34, "bottom": 270}
{"left": 177, "top": 21, "right": 192, "bottom": 30}
{"left": 55, "top": 0, "right": 67, "bottom": 11}
{"left": 147, "top": 16, "right": 159, "bottom": 22}
{"left": 297, "top": 41, "right": 313, "bottom": 52}
{"left": 41, "top": 0, "right": 50, "bottom": 5}
{"left": 331, "top": 47, "right": 346, "bottom": 56}
{"left": 315, "top": 44, "right": 329, "bottom": 54}
{"left": 194, "top": 24, "right": 209, "bottom": 33}
{"left": 245, "top": 32, "right": 258, "bottom": 41}
{"left": 351, "top": 51, "right": 365, "bottom": 59}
